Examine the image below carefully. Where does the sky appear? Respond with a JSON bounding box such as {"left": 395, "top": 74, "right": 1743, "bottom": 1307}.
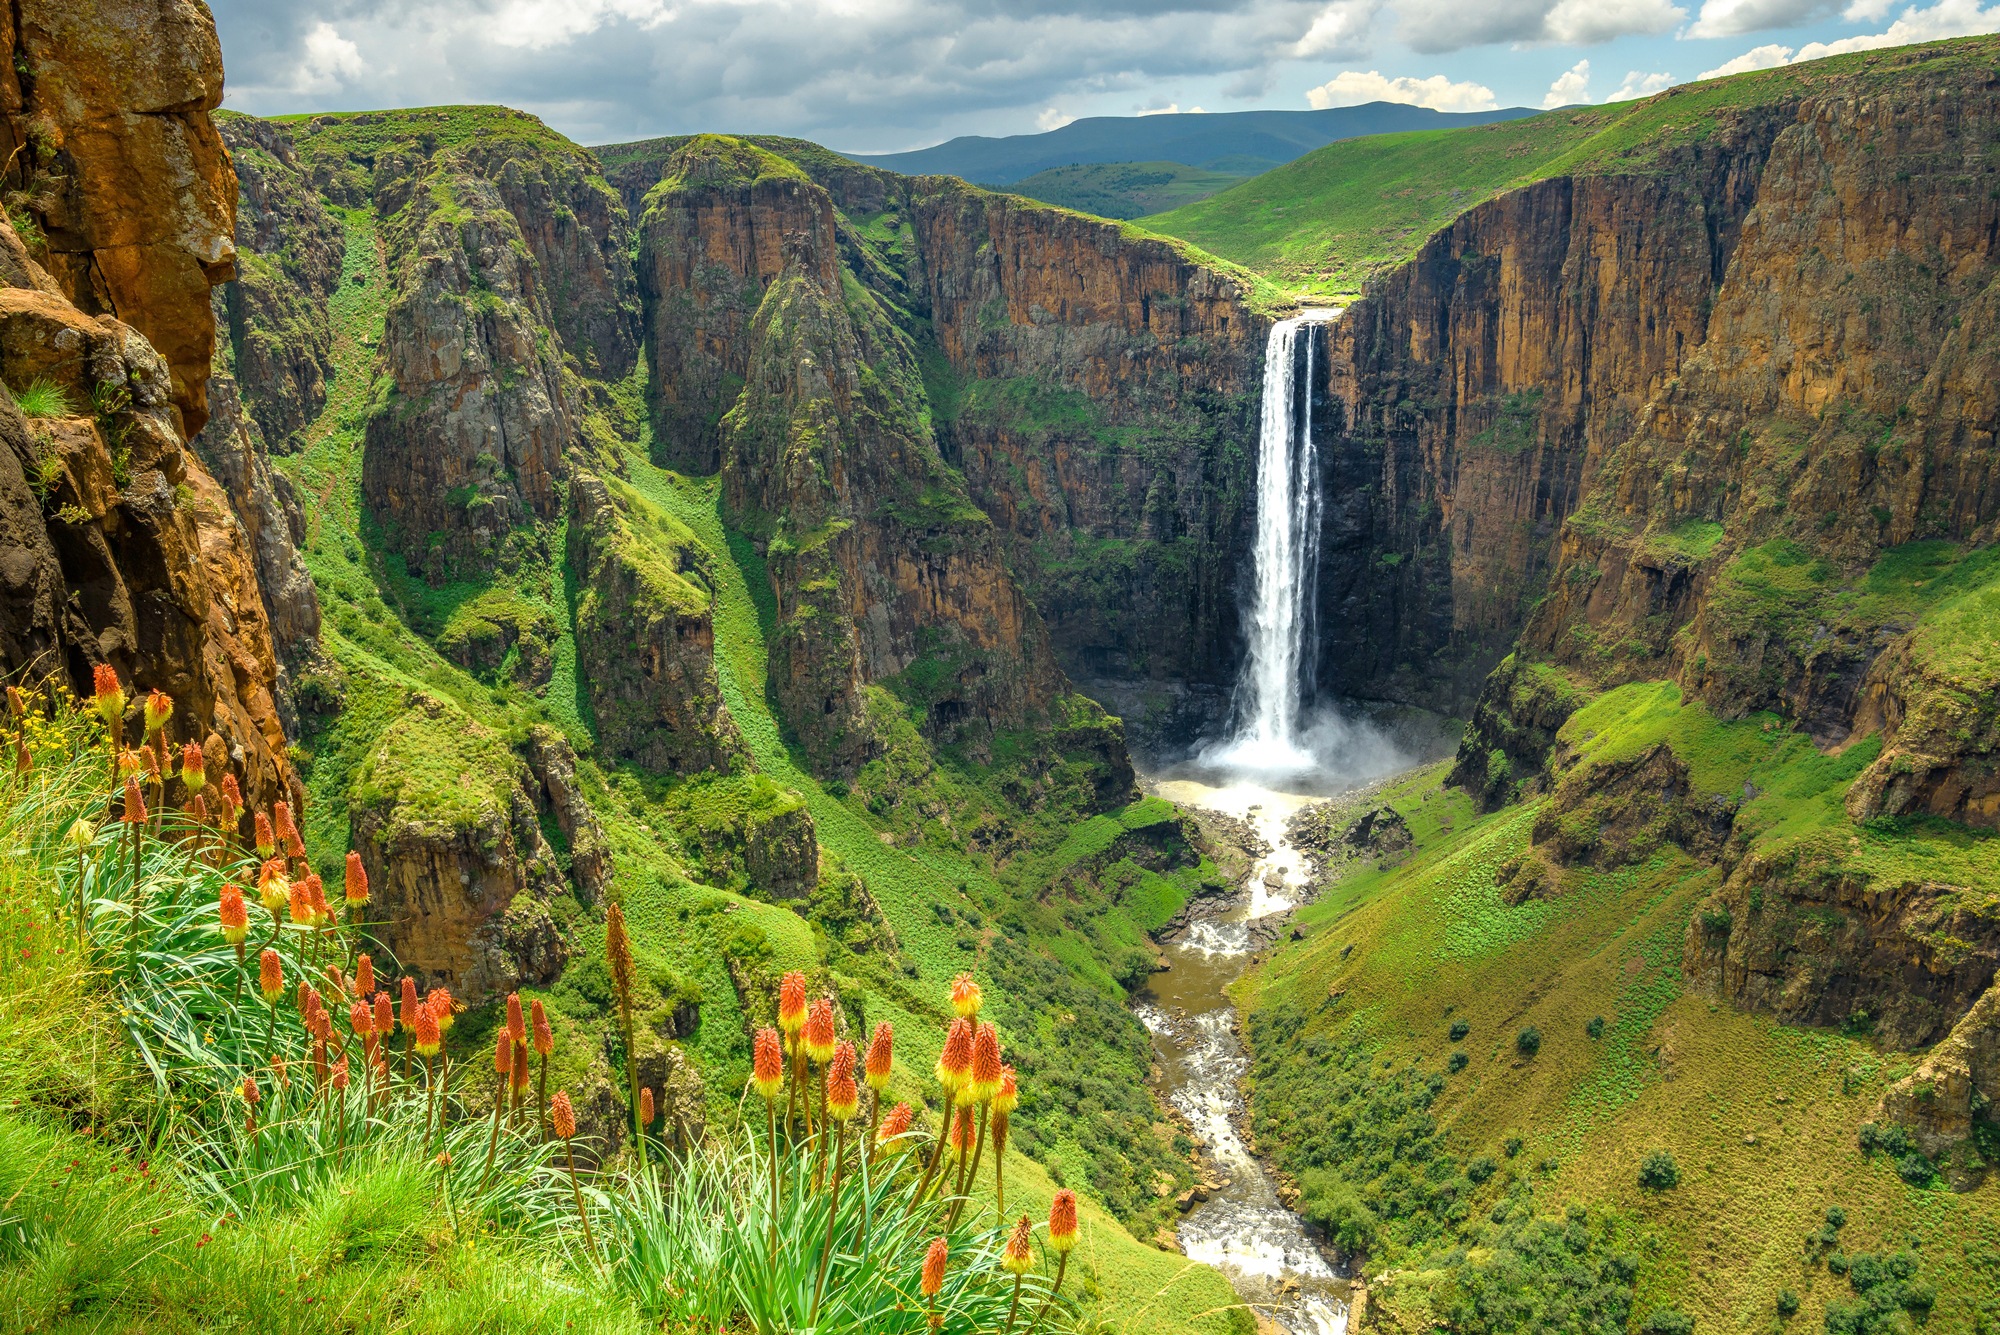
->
{"left": 208, "top": 0, "right": 2000, "bottom": 152}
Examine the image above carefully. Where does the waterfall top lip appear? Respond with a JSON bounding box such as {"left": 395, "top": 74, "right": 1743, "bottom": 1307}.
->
{"left": 1279, "top": 305, "right": 1343, "bottom": 325}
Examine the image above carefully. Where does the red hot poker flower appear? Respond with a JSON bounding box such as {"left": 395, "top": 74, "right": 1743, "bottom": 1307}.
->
{"left": 1004, "top": 1216, "right": 1035, "bottom": 1274}
{"left": 969, "top": 1022, "right": 1002, "bottom": 1104}
{"left": 495, "top": 1026, "right": 512, "bottom": 1076}
{"left": 511, "top": 1037, "right": 531, "bottom": 1094}
{"left": 344, "top": 851, "right": 368, "bottom": 906}
{"left": 950, "top": 1104, "right": 975, "bottom": 1154}
{"left": 354, "top": 954, "right": 374, "bottom": 998}
{"left": 143, "top": 690, "right": 172, "bottom": 738}
{"left": 350, "top": 1001, "right": 373, "bottom": 1038}
{"left": 639, "top": 1086, "right": 655, "bottom": 1128}
{"left": 426, "top": 986, "right": 456, "bottom": 1033}
{"left": 949, "top": 972, "right": 982, "bottom": 1019}
{"left": 413, "top": 1001, "right": 441, "bottom": 1057}
{"left": 505, "top": 993, "right": 525, "bottom": 1048}
{"left": 217, "top": 885, "right": 248, "bottom": 944}
{"left": 751, "top": 1027, "right": 784, "bottom": 1102}
{"left": 826, "top": 1042, "right": 859, "bottom": 1122}
{"left": 400, "top": 977, "right": 419, "bottom": 1032}
{"left": 934, "top": 1018, "right": 972, "bottom": 1094}
{"left": 218, "top": 773, "right": 242, "bottom": 826}
{"left": 864, "top": 1021, "right": 893, "bottom": 1092}
{"left": 550, "top": 1090, "right": 577, "bottom": 1140}
{"left": 803, "top": 997, "right": 836, "bottom": 1065}
{"left": 179, "top": 742, "right": 206, "bottom": 794}
{"left": 122, "top": 778, "right": 146, "bottom": 825}
{"left": 921, "top": 1238, "right": 948, "bottom": 1298}
{"left": 531, "top": 998, "right": 553, "bottom": 1056}
{"left": 92, "top": 664, "right": 125, "bottom": 727}
{"left": 992, "top": 1064, "right": 1019, "bottom": 1116}
{"left": 777, "top": 970, "right": 807, "bottom": 1038}
{"left": 373, "top": 992, "right": 393, "bottom": 1038}
{"left": 1049, "top": 1189, "right": 1079, "bottom": 1253}
{"left": 258, "top": 948, "right": 283, "bottom": 1003}
{"left": 877, "top": 1101, "right": 913, "bottom": 1147}
{"left": 254, "top": 811, "right": 275, "bottom": 859}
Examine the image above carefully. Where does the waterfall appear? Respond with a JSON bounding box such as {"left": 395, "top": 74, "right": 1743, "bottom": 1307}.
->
{"left": 1209, "top": 310, "right": 1338, "bottom": 774}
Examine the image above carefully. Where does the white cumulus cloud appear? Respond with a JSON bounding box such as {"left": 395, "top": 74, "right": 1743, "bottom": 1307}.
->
{"left": 1686, "top": 0, "right": 1839, "bottom": 37}
{"left": 293, "top": 22, "right": 363, "bottom": 96}
{"left": 1542, "top": 58, "right": 1592, "bottom": 106}
{"left": 1305, "top": 69, "right": 1499, "bottom": 112}
{"left": 1397, "top": 0, "right": 1684, "bottom": 53}
{"left": 1609, "top": 69, "right": 1676, "bottom": 99}
{"left": 1699, "top": 0, "right": 2000, "bottom": 79}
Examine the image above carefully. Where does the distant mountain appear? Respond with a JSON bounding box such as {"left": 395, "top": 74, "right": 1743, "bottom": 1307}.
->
{"left": 843, "top": 103, "right": 1538, "bottom": 185}
{"left": 1002, "top": 160, "right": 1253, "bottom": 219}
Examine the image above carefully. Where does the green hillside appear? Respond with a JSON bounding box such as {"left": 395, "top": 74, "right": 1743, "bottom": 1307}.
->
{"left": 1001, "top": 160, "right": 1255, "bottom": 220}
{"left": 1143, "top": 35, "right": 2000, "bottom": 303}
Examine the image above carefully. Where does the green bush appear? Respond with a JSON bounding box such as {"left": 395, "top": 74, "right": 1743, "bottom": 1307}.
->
{"left": 1450, "top": 1019, "right": 1470, "bottom": 1042}
{"left": 1503, "top": 1137, "right": 1523, "bottom": 1158}
{"left": 1466, "top": 1155, "right": 1497, "bottom": 1184}
{"left": 1449, "top": 1051, "right": 1469, "bottom": 1073}
{"left": 1638, "top": 1150, "right": 1679, "bottom": 1191}
{"left": 1643, "top": 1308, "right": 1694, "bottom": 1335}
{"left": 1516, "top": 1026, "right": 1541, "bottom": 1057}
{"left": 1776, "top": 1287, "right": 1799, "bottom": 1318}
{"left": 1586, "top": 1015, "right": 1605, "bottom": 1039}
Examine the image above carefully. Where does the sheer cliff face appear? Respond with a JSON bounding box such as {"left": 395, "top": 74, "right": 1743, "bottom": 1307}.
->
{"left": 633, "top": 136, "right": 1264, "bottom": 761}
{"left": 3, "top": 0, "right": 238, "bottom": 437}
{"left": 0, "top": 2, "right": 295, "bottom": 811}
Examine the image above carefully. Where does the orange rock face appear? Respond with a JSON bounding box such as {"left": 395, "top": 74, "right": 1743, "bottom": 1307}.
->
{"left": 2, "top": 0, "right": 237, "bottom": 437}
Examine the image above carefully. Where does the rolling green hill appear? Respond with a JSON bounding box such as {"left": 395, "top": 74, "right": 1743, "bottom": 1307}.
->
{"left": 1143, "top": 36, "right": 2000, "bottom": 302}
{"left": 1000, "top": 160, "right": 1254, "bottom": 220}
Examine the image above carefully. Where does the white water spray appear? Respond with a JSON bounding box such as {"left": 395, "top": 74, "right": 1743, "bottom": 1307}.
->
{"left": 1208, "top": 310, "right": 1339, "bottom": 775}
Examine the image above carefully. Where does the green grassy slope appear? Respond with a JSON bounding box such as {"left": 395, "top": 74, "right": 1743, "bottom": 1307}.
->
{"left": 1143, "top": 35, "right": 2000, "bottom": 303}
{"left": 255, "top": 170, "right": 1241, "bottom": 1333}
{"left": 1238, "top": 688, "right": 2000, "bottom": 1333}
{"left": 1001, "top": 161, "right": 1254, "bottom": 220}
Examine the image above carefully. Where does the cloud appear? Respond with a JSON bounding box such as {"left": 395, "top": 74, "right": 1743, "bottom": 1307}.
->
{"left": 1542, "top": 58, "right": 1592, "bottom": 106}
{"left": 1135, "top": 102, "right": 1209, "bottom": 114}
{"left": 1609, "top": 69, "right": 1675, "bottom": 99}
{"left": 1036, "top": 107, "right": 1075, "bottom": 130}
{"left": 1305, "top": 68, "right": 1499, "bottom": 111}
{"left": 1686, "top": 0, "right": 1838, "bottom": 37}
{"left": 293, "top": 21, "right": 363, "bottom": 95}
{"left": 1698, "top": 0, "right": 2000, "bottom": 79}
{"left": 1292, "top": 0, "right": 1379, "bottom": 56}
{"left": 1396, "top": 0, "right": 1683, "bottom": 52}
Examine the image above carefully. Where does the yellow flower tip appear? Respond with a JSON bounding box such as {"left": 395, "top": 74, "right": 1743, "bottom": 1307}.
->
{"left": 826, "top": 1042, "right": 859, "bottom": 1122}
{"left": 864, "top": 1021, "right": 893, "bottom": 1092}
{"left": 949, "top": 972, "right": 982, "bottom": 1019}
{"left": 1049, "top": 1189, "right": 1079, "bottom": 1254}
{"left": 413, "top": 1001, "right": 442, "bottom": 1057}
{"left": 142, "top": 689, "right": 172, "bottom": 737}
{"left": 91, "top": 664, "right": 124, "bottom": 727}
{"left": 179, "top": 741, "right": 205, "bottom": 793}
{"left": 258, "top": 948, "right": 283, "bottom": 1004}
{"left": 217, "top": 884, "right": 248, "bottom": 944}
{"left": 992, "top": 1064, "right": 1018, "bottom": 1116}
{"left": 968, "top": 1022, "right": 1002, "bottom": 1104}
{"left": 426, "top": 986, "right": 457, "bottom": 1033}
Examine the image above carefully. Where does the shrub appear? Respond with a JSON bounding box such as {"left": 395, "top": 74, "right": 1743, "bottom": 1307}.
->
{"left": 1449, "top": 1019, "right": 1469, "bottom": 1042}
{"left": 1586, "top": 1015, "right": 1605, "bottom": 1039}
{"left": 1515, "top": 1026, "right": 1541, "bottom": 1057}
{"left": 1776, "top": 1287, "right": 1799, "bottom": 1318}
{"left": 1448, "top": 1051, "right": 1468, "bottom": 1073}
{"left": 1643, "top": 1309, "right": 1694, "bottom": 1335}
{"left": 1466, "top": 1155, "right": 1496, "bottom": 1184}
{"left": 12, "top": 377, "right": 72, "bottom": 418}
{"left": 1503, "top": 1137, "right": 1523, "bottom": 1158}
{"left": 1639, "top": 1150, "right": 1679, "bottom": 1190}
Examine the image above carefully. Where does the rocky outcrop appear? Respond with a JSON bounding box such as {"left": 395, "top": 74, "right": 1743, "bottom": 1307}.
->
{"left": 2, "top": 0, "right": 238, "bottom": 436}
{"left": 1843, "top": 622, "right": 2000, "bottom": 830}
{"left": 1877, "top": 982, "right": 2000, "bottom": 1185}
{"left": 361, "top": 158, "right": 575, "bottom": 580}
{"left": 213, "top": 113, "right": 343, "bottom": 448}
{"left": 566, "top": 470, "right": 748, "bottom": 775}
{"left": 522, "top": 724, "right": 614, "bottom": 902}
{"left": 0, "top": 214, "right": 294, "bottom": 812}
{"left": 350, "top": 695, "right": 570, "bottom": 1003}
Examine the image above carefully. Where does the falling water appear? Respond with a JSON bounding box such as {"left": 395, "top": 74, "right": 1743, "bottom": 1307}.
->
{"left": 1208, "top": 311, "right": 1340, "bottom": 775}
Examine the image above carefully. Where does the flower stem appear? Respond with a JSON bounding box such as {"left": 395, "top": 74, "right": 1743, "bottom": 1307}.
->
{"left": 809, "top": 1123, "right": 845, "bottom": 1324}
{"left": 564, "top": 1138, "right": 599, "bottom": 1266}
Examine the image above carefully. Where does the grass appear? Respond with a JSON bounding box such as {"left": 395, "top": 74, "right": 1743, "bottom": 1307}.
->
{"left": 1238, "top": 707, "right": 2000, "bottom": 1332}
{"left": 1143, "top": 34, "right": 2000, "bottom": 303}
{"left": 9, "top": 377, "right": 73, "bottom": 418}
{"left": 1002, "top": 161, "right": 1254, "bottom": 221}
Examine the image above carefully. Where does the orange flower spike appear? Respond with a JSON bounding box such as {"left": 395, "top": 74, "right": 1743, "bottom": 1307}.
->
{"left": 877, "top": 1101, "right": 913, "bottom": 1147}
{"left": 343, "top": 851, "right": 368, "bottom": 907}
{"left": 179, "top": 741, "right": 206, "bottom": 794}
{"left": 751, "top": 1027, "right": 784, "bottom": 1101}
{"left": 287, "top": 875, "right": 312, "bottom": 926}
{"left": 413, "top": 1000, "right": 442, "bottom": 1057}
{"left": 427, "top": 986, "right": 456, "bottom": 1034}
{"left": 258, "top": 948, "right": 283, "bottom": 1003}
{"left": 122, "top": 777, "right": 146, "bottom": 825}
{"left": 992, "top": 1064, "right": 1019, "bottom": 1117}
{"left": 305, "top": 874, "right": 330, "bottom": 927}
{"left": 400, "top": 976, "right": 420, "bottom": 1033}
{"left": 921, "top": 1237, "right": 948, "bottom": 1298}
{"left": 1049, "top": 1189, "right": 1079, "bottom": 1254}
{"left": 92, "top": 664, "right": 125, "bottom": 728}
{"left": 550, "top": 1090, "right": 577, "bottom": 1140}
{"left": 254, "top": 811, "right": 275, "bottom": 859}
{"left": 950, "top": 1104, "right": 974, "bottom": 1154}
{"left": 505, "top": 993, "right": 526, "bottom": 1048}
{"left": 350, "top": 1000, "right": 373, "bottom": 1039}
{"left": 116, "top": 749, "right": 142, "bottom": 779}
{"left": 273, "top": 800, "right": 298, "bottom": 851}
{"left": 969, "top": 1022, "right": 1002, "bottom": 1104}
{"left": 949, "top": 972, "right": 982, "bottom": 1019}
{"left": 777, "top": 970, "right": 807, "bottom": 1039}
{"left": 331, "top": 1057, "right": 350, "bottom": 1093}
{"left": 256, "top": 858, "right": 288, "bottom": 913}
{"left": 934, "top": 1017, "right": 973, "bottom": 1094}
{"left": 803, "top": 997, "right": 836, "bottom": 1065}
{"left": 510, "top": 1037, "right": 531, "bottom": 1093}
{"left": 1003, "top": 1215, "right": 1035, "bottom": 1274}
{"left": 241, "top": 1075, "right": 260, "bottom": 1107}
{"left": 139, "top": 745, "right": 159, "bottom": 778}
{"left": 494, "top": 1026, "right": 512, "bottom": 1077}
{"left": 826, "top": 1042, "right": 859, "bottom": 1122}
{"left": 864, "top": 1021, "right": 893, "bottom": 1092}
{"left": 373, "top": 992, "right": 393, "bottom": 1038}
{"left": 217, "top": 884, "right": 249, "bottom": 944}
{"left": 639, "top": 1086, "right": 655, "bottom": 1128}
{"left": 185, "top": 792, "right": 205, "bottom": 823}
{"left": 354, "top": 954, "right": 374, "bottom": 998}
{"left": 218, "top": 772, "right": 242, "bottom": 827}
{"left": 142, "top": 690, "right": 172, "bottom": 738}
{"left": 531, "top": 998, "right": 553, "bottom": 1056}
